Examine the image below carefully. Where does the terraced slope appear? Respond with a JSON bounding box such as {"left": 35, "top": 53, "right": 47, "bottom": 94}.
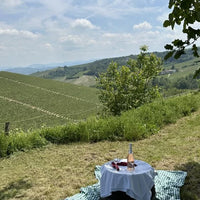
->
{"left": 0, "top": 71, "right": 100, "bottom": 131}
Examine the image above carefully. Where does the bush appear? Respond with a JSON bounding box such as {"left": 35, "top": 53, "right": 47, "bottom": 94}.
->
{"left": 1, "top": 92, "right": 200, "bottom": 158}
{"left": 0, "top": 133, "right": 9, "bottom": 157}
{"left": 40, "top": 123, "right": 86, "bottom": 144}
{"left": 0, "top": 131, "right": 48, "bottom": 157}
{"left": 9, "top": 131, "right": 47, "bottom": 152}
{"left": 85, "top": 116, "right": 124, "bottom": 142}
{"left": 120, "top": 92, "right": 200, "bottom": 140}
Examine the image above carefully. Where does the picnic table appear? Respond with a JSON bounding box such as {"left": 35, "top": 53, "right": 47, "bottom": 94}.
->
{"left": 100, "top": 159, "right": 155, "bottom": 200}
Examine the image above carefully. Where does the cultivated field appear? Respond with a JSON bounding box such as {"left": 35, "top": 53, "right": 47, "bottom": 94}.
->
{"left": 0, "top": 71, "right": 100, "bottom": 131}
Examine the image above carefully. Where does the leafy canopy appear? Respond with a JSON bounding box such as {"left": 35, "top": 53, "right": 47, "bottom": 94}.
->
{"left": 163, "top": 0, "right": 200, "bottom": 77}
{"left": 96, "top": 46, "right": 162, "bottom": 116}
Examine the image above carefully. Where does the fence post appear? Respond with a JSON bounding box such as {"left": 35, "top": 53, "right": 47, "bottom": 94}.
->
{"left": 5, "top": 122, "right": 10, "bottom": 135}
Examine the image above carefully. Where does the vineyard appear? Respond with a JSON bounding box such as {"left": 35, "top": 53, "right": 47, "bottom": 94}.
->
{"left": 0, "top": 71, "right": 100, "bottom": 131}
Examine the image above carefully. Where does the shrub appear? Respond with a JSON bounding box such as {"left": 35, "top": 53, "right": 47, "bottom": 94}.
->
{"left": 1, "top": 92, "right": 200, "bottom": 158}
{"left": 9, "top": 131, "right": 47, "bottom": 152}
{"left": 85, "top": 116, "right": 124, "bottom": 142}
{"left": 0, "top": 133, "right": 9, "bottom": 157}
{"left": 40, "top": 123, "right": 85, "bottom": 144}
{"left": 0, "top": 131, "right": 48, "bottom": 157}
{"left": 120, "top": 92, "right": 200, "bottom": 140}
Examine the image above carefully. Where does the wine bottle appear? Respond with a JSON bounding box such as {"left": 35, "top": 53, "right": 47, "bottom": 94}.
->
{"left": 127, "top": 143, "right": 134, "bottom": 171}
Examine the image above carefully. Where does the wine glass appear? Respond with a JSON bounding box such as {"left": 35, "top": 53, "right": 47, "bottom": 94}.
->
{"left": 113, "top": 158, "right": 120, "bottom": 164}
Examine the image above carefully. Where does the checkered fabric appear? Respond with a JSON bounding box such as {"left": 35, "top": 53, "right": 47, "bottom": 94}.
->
{"left": 65, "top": 166, "right": 187, "bottom": 200}
{"left": 154, "top": 170, "right": 187, "bottom": 200}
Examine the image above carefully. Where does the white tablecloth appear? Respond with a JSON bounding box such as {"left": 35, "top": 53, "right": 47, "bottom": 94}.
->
{"left": 100, "top": 159, "right": 155, "bottom": 200}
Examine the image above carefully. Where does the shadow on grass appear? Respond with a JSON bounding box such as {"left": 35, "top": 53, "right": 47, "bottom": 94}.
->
{"left": 175, "top": 161, "right": 200, "bottom": 200}
{"left": 0, "top": 178, "right": 32, "bottom": 200}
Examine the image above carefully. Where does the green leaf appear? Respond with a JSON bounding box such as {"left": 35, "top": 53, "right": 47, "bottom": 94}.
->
{"left": 171, "top": 21, "right": 176, "bottom": 29}
{"left": 169, "top": 0, "right": 175, "bottom": 9}
{"left": 196, "top": 11, "right": 200, "bottom": 22}
{"left": 174, "top": 50, "right": 185, "bottom": 59}
{"left": 187, "top": 15, "right": 195, "bottom": 24}
{"left": 172, "top": 39, "right": 185, "bottom": 47}
{"left": 164, "top": 44, "right": 174, "bottom": 50}
{"left": 192, "top": 44, "right": 198, "bottom": 51}
{"left": 164, "top": 50, "right": 175, "bottom": 60}
{"left": 176, "top": 19, "right": 181, "bottom": 25}
{"left": 163, "top": 20, "right": 171, "bottom": 27}
{"left": 169, "top": 13, "right": 174, "bottom": 22}
{"left": 187, "top": 26, "right": 196, "bottom": 40}
{"left": 180, "top": 0, "right": 192, "bottom": 9}
{"left": 192, "top": 44, "right": 199, "bottom": 57}
{"left": 173, "top": 7, "right": 181, "bottom": 17}
{"left": 193, "top": 68, "right": 200, "bottom": 79}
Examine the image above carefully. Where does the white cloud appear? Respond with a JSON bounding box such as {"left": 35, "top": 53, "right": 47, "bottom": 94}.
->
{"left": 0, "top": 0, "right": 22, "bottom": 8}
{"left": 40, "top": 0, "right": 73, "bottom": 16}
{"left": 44, "top": 43, "right": 53, "bottom": 50}
{"left": 72, "top": 19, "right": 98, "bottom": 29}
{"left": 157, "top": 12, "right": 169, "bottom": 23}
{"left": 20, "top": 30, "right": 39, "bottom": 39}
{"left": 102, "top": 33, "right": 118, "bottom": 38}
{"left": 103, "top": 33, "right": 133, "bottom": 41}
{"left": 133, "top": 21, "right": 152, "bottom": 30}
{"left": 59, "top": 34, "right": 97, "bottom": 47}
{"left": 0, "top": 28, "right": 39, "bottom": 39}
{"left": 0, "top": 0, "right": 181, "bottom": 67}
{"left": 60, "top": 35, "right": 82, "bottom": 44}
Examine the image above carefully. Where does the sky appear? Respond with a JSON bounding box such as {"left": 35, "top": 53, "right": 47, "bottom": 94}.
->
{"left": 0, "top": 0, "right": 184, "bottom": 68}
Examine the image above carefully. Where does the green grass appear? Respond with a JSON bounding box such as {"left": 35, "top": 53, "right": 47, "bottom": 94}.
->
{"left": 0, "top": 109, "right": 200, "bottom": 200}
{"left": 0, "top": 71, "right": 100, "bottom": 131}
{"left": 1, "top": 91, "right": 199, "bottom": 158}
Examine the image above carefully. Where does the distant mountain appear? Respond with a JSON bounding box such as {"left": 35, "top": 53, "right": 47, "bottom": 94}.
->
{"left": 2, "top": 65, "right": 55, "bottom": 75}
{"left": 1, "top": 60, "right": 93, "bottom": 75}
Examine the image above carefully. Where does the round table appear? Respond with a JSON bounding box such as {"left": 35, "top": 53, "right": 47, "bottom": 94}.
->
{"left": 100, "top": 159, "right": 155, "bottom": 200}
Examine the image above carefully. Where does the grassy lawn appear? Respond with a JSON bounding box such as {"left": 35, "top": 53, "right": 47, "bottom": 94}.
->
{"left": 0, "top": 110, "right": 200, "bottom": 200}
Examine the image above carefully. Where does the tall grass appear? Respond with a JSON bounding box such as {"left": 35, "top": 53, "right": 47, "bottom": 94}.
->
{"left": 121, "top": 93, "right": 199, "bottom": 140}
{"left": 1, "top": 92, "right": 200, "bottom": 158}
{"left": 0, "top": 131, "right": 47, "bottom": 157}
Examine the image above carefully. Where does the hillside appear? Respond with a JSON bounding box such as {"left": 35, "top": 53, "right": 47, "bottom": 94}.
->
{"left": 0, "top": 109, "right": 199, "bottom": 200}
{"left": 0, "top": 71, "right": 100, "bottom": 131}
{"left": 32, "top": 49, "right": 200, "bottom": 87}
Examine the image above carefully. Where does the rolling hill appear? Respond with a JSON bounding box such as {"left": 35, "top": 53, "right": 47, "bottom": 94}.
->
{"left": 32, "top": 49, "right": 200, "bottom": 87}
{"left": 0, "top": 71, "right": 100, "bottom": 131}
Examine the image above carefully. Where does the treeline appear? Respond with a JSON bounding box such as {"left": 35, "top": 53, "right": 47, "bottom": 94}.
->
{"left": 1, "top": 92, "right": 200, "bottom": 157}
{"left": 42, "top": 66, "right": 84, "bottom": 79}
{"left": 41, "top": 55, "right": 137, "bottom": 79}
{"left": 152, "top": 74, "right": 200, "bottom": 91}
{"left": 37, "top": 48, "right": 196, "bottom": 80}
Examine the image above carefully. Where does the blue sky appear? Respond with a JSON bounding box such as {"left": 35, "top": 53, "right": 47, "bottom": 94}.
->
{"left": 0, "top": 0, "right": 183, "bottom": 68}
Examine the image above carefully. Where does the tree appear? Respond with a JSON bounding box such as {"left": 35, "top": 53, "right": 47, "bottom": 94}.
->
{"left": 96, "top": 46, "right": 162, "bottom": 115}
{"left": 163, "top": 0, "right": 200, "bottom": 77}
{"left": 174, "top": 74, "right": 199, "bottom": 89}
